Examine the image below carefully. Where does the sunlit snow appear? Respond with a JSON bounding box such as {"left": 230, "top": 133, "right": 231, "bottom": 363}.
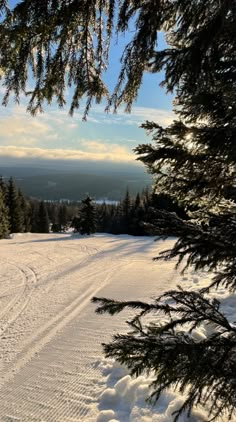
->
{"left": 0, "top": 233, "right": 232, "bottom": 421}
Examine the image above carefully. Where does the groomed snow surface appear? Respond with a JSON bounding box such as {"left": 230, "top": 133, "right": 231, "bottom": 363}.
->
{"left": 0, "top": 233, "right": 232, "bottom": 421}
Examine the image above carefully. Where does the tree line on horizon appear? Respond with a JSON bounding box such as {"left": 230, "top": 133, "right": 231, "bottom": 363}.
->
{"left": 0, "top": 176, "right": 187, "bottom": 237}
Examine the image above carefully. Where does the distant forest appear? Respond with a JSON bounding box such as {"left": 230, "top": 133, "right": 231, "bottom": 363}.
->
{"left": 2, "top": 169, "right": 151, "bottom": 201}
{"left": 0, "top": 176, "right": 187, "bottom": 238}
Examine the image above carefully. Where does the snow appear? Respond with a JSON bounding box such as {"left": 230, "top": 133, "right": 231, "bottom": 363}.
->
{"left": 0, "top": 233, "right": 233, "bottom": 421}
{"left": 96, "top": 360, "right": 208, "bottom": 422}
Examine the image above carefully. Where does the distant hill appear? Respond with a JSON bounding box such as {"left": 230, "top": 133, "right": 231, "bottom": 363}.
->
{"left": 3, "top": 171, "right": 151, "bottom": 201}
{"left": 0, "top": 166, "right": 70, "bottom": 178}
{"left": 0, "top": 159, "right": 147, "bottom": 177}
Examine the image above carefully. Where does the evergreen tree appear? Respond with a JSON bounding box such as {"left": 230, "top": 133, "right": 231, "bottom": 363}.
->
{"left": 1, "top": 1, "right": 236, "bottom": 420}
{"left": 18, "top": 190, "right": 31, "bottom": 232}
{"left": 0, "top": 187, "right": 9, "bottom": 238}
{"left": 101, "top": 203, "right": 120, "bottom": 234}
{"left": 120, "top": 188, "right": 132, "bottom": 234}
{"left": 134, "top": 192, "right": 141, "bottom": 210}
{"left": 79, "top": 196, "right": 96, "bottom": 235}
{"left": 129, "top": 192, "right": 146, "bottom": 236}
{"left": 29, "top": 201, "right": 40, "bottom": 233}
{"left": 58, "top": 204, "right": 68, "bottom": 232}
{"left": 96, "top": 202, "right": 108, "bottom": 233}
{"left": 0, "top": 176, "right": 7, "bottom": 200}
{"left": 142, "top": 187, "right": 151, "bottom": 211}
{"left": 38, "top": 201, "right": 50, "bottom": 233}
{"left": 7, "top": 177, "right": 24, "bottom": 233}
{"left": 122, "top": 189, "right": 131, "bottom": 218}
{"left": 46, "top": 202, "right": 57, "bottom": 225}
{"left": 71, "top": 215, "right": 81, "bottom": 233}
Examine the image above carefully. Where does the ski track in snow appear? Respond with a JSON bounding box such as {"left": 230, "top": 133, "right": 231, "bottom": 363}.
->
{"left": 0, "top": 233, "right": 187, "bottom": 421}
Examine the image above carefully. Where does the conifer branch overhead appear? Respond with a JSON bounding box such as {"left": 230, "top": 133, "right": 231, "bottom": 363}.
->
{"left": 0, "top": 1, "right": 235, "bottom": 116}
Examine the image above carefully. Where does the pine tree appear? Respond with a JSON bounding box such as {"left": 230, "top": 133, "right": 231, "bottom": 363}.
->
{"left": 58, "top": 204, "right": 68, "bottom": 232}
{"left": 122, "top": 189, "right": 131, "bottom": 217}
{"left": 0, "top": 176, "right": 7, "bottom": 200}
{"left": 7, "top": 177, "right": 24, "bottom": 233}
{"left": 29, "top": 201, "right": 40, "bottom": 233}
{"left": 0, "top": 187, "right": 9, "bottom": 238}
{"left": 130, "top": 192, "right": 146, "bottom": 236}
{"left": 38, "top": 201, "right": 50, "bottom": 233}
{"left": 71, "top": 215, "right": 81, "bottom": 233}
{"left": 46, "top": 202, "right": 57, "bottom": 225}
{"left": 18, "top": 190, "right": 31, "bottom": 232}
{"left": 96, "top": 202, "right": 108, "bottom": 233}
{"left": 119, "top": 188, "right": 132, "bottom": 234}
{"left": 79, "top": 196, "right": 96, "bottom": 235}
{"left": 134, "top": 192, "right": 141, "bottom": 210}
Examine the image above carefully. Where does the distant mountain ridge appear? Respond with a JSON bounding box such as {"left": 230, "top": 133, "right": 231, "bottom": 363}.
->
{"left": 0, "top": 167, "right": 151, "bottom": 201}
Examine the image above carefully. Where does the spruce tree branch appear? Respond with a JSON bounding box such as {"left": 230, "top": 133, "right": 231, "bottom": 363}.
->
{"left": 92, "top": 288, "right": 236, "bottom": 420}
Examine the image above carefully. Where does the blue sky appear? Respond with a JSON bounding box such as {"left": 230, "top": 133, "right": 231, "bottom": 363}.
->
{"left": 0, "top": 7, "right": 173, "bottom": 168}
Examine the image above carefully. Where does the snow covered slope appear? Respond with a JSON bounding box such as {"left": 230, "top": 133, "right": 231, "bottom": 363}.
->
{"left": 0, "top": 233, "right": 230, "bottom": 421}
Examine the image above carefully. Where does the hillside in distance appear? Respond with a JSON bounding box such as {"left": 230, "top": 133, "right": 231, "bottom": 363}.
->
{"left": 5, "top": 170, "right": 151, "bottom": 201}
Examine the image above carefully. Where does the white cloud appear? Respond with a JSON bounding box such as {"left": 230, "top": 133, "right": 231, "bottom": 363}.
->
{"left": 84, "top": 105, "right": 174, "bottom": 127}
{"left": 128, "top": 106, "right": 174, "bottom": 126}
{"left": 0, "top": 102, "right": 172, "bottom": 163}
{"left": 0, "top": 106, "right": 61, "bottom": 147}
{"left": 0, "top": 144, "right": 135, "bottom": 163}
{"left": 0, "top": 105, "right": 77, "bottom": 149}
{"left": 0, "top": 117, "right": 49, "bottom": 138}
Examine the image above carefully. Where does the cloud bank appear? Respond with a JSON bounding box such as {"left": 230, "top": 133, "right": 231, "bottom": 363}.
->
{"left": 0, "top": 144, "right": 134, "bottom": 163}
{"left": 0, "top": 104, "right": 173, "bottom": 164}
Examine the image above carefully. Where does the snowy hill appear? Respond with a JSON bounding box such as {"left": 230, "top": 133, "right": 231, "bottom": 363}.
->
{"left": 0, "top": 233, "right": 231, "bottom": 421}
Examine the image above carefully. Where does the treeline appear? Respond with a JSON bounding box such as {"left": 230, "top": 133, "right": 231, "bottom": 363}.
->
{"left": 0, "top": 176, "right": 77, "bottom": 237}
{"left": 93, "top": 189, "right": 187, "bottom": 236}
{"left": 0, "top": 176, "right": 187, "bottom": 238}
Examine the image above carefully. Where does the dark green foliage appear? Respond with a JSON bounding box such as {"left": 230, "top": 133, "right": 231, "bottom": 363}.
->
{"left": 46, "top": 203, "right": 58, "bottom": 226}
{"left": 0, "top": 187, "right": 9, "bottom": 238}
{"left": 0, "top": 0, "right": 110, "bottom": 117}
{"left": 7, "top": 177, "right": 24, "bottom": 233}
{"left": 29, "top": 201, "right": 40, "bottom": 233}
{"left": 58, "top": 204, "right": 68, "bottom": 232}
{"left": 0, "top": 176, "right": 7, "bottom": 200}
{"left": 18, "top": 190, "right": 31, "bottom": 232}
{"left": 94, "top": 190, "right": 185, "bottom": 236}
{"left": 51, "top": 222, "right": 60, "bottom": 233}
{"left": 71, "top": 215, "right": 81, "bottom": 233}
{"left": 122, "top": 189, "right": 131, "bottom": 218}
{"left": 94, "top": 191, "right": 146, "bottom": 235}
{"left": 134, "top": 192, "right": 141, "bottom": 209}
{"left": 151, "top": 193, "right": 188, "bottom": 220}
{"left": 93, "top": 289, "right": 236, "bottom": 421}
{"left": 38, "top": 201, "right": 50, "bottom": 233}
{"left": 1, "top": 1, "right": 234, "bottom": 118}
{"left": 78, "top": 196, "right": 96, "bottom": 235}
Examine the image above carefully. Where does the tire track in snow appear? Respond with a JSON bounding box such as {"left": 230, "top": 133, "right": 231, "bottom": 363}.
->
{"left": 0, "top": 262, "right": 121, "bottom": 389}
{"left": 29, "top": 243, "right": 100, "bottom": 295}
{"left": 0, "top": 264, "right": 25, "bottom": 321}
{"left": 0, "top": 235, "right": 174, "bottom": 421}
{"left": 0, "top": 264, "right": 37, "bottom": 336}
